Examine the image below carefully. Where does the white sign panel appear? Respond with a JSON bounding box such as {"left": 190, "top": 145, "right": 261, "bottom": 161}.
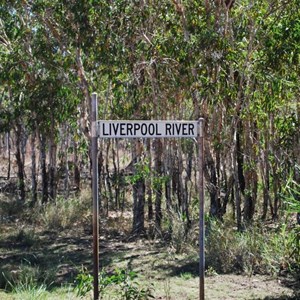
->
{"left": 97, "top": 120, "right": 198, "bottom": 138}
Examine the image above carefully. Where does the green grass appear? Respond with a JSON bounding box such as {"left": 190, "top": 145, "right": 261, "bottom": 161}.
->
{"left": 0, "top": 286, "right": 89, "bottom": 300}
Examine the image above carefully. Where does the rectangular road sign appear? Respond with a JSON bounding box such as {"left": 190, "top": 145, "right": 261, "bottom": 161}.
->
{"left": 97, "top": 120, "right": 198, "bottom": 138}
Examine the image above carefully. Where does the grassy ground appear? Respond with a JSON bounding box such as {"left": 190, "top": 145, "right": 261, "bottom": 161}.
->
{"left": 0, "top": 208, "right": 298, "bottom": 300}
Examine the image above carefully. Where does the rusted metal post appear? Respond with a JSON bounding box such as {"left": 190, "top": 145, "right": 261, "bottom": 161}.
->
{"left": 91, "top": 93, "right": 99, "bottom": 300}
{"left": 198, "top": 118, "right": 205, "bottom": 300}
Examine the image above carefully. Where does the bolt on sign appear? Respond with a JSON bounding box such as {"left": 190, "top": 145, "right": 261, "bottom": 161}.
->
{"left": 90, "top": 93, "right": 205, "bottom": 300}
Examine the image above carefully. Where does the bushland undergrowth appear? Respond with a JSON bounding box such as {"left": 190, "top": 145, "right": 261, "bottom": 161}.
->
{"left": 0, "top": 188, "right": 299, "bottom": 299}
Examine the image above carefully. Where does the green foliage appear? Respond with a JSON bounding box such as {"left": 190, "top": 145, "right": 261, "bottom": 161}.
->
{"left": 127, "top": 160, "right": 150, "bottom": 185}
{"left": 205, "top": 218, "right": 300, "bottom": 276}
{"left": 74, "top": 268, "right": 154, "bottom": 299}
{"left": 179, "top": 272, "right": 193, "bottom": 280}
{"left": 281, "top": 166, "right": 300, "bottom": 273}
{"left": 74, "top": 267, "right": 93, "bottom": 298}
{"left": 167, "top": 208, "right": 196, "bottom": 254}
{"left": 282, "top": 166, "right": 300, "bottom": 214}
{"left": 102, "top": 268, "right": 154, "bottom": 300}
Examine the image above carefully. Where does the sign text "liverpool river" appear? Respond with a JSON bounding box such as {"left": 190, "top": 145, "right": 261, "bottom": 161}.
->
{"left": 97, "top": 120, "right": 198, "bottom": 138}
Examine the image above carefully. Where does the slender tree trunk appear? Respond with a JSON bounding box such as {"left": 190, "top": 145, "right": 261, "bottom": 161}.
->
{"left": 113, "top": 139, "right": 120, "bottom": 210}
{"left": 63, "top": 124, "right": 70, "bottom": 199}
{"left": 6, "top": 131, "right": 11, "bottom": 180}
{"left": 261, "top": 128, "right": 273, "bottom": 220}
{"left": 233, "top": 127, "right": 242, "bottom": 230}
{"left": 221, "top": 172, "right": 233, "bottom": 216}
{"left": 146, "top": 139, "right": 153, "bottom": 221}
{"left": 98, "top": 146, "right": 103, "bottom": 210}
{"left": 243, "top": 120, "right": 257, "bottom": 223}
{"left": 172, "top": 147, "right": 179, "bottom": 209}
{"left": 154, "top": 139, "right": 163, "bottom": 231}
{"left": 15, "top": 123, "right": 25, "bottom": 202}
{"left": 40, "top": 134, "right": 48, "bottom": 204}
{"left": 270, "top": 114, "right": 279, "bottom": 219}
{"left": 105, "top": 140, "right": 113, "bottom": 214}
{"left": 132, "top": 140, "right": 145, "bottom": 235}
{"left": 132, "top": 175, "right": 145, "bottom": 235}
{"left": 73, "top": 138, "right": 80, "bottom": 192}
{"left": 49, "top": 115, "right": 57, "bottom": 201}
{"left": 165, "top": 141, "right": 172, "bottom": 215}
{"left": 30, "top": 130, "right": 37, "bottom": 205}
{"left": 204, "top": 145, "right": 220, "bottom": 219}
{"left": 236, "top": 125, "right": 245, "bottom": 196}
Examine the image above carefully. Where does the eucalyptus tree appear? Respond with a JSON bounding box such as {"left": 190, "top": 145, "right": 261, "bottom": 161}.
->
{"left": 254, "top": 0, "right": 300, "bottom": 219}
{"left": 1, "top": 0, "right": 299, "bottom": 235}
{"left": 0, "top": 3, "right": 34, "bottom": 202}
{"left": 170, "top": 0, "right": 300, "bottom": 227}
{"left": 1, "top": 1, "right": 80, "bottom": 203}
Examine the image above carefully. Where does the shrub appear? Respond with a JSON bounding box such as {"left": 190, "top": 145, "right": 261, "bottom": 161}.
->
{"left": 37, "top": 192, "right": 91, "bottom": 230}
{"left": 205, "top": 218, "right": 299, "bottom": 276}
{"left": 167, "top": 209, "right": 198, "bottom": 254}
{"left": 74, "top": 268, "right": 154, "bottom": 299}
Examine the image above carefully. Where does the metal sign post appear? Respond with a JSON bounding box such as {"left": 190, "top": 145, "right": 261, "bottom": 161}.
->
{"left": 198, "top": 118, "right": 205, "bottom": 300}
{"left": 90, "top": 105, "right": 205, "bottom": 299}
{"left": 91, "top": 93, "right": 99, "bottom": 300}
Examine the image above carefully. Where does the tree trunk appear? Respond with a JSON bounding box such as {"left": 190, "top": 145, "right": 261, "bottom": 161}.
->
{"left": 132, "top": 140, "right": 145, "bottom": 235}
{"left": 6, "top": 131, "right": 11, "bottom": 180}
{"left": 105, "top": 140, "right": 113, "bottom": 215}
{"left": 204, "top": 145, "right": 221, "bottom": 219}
{"left": 49, "top": 115, "right": 57, "bottom": 201}
{"left": 15, "top": 123, "right": 26, "bottom": 202}
{"left": 113, "top": 139, "right": 120, "bottom": 210}
{"left": 236, "top": 125, "right": 245, "bottom": 196}
{"left": 146, "top": 139, "right": 153, "bottom": 221}
{"left": 73, "top": 138, "right": 80, "bottom": 192}
{"left": 164, "top": 141, "right": 172, "bottom": 215}
{"left": 40, "top": 134, "right": 48, "bottom": 204}
{"left": 243, "top": 120, "right": 257, "bottom": 223}
{"left": 261, "top": 127, "right": 273, "bottom": 220}
{"left": 30, "top": 130, "right": 37, "bottom": 205}
{"left": 63, "top": 124, "right": 70, "bottom": 199}
{"left": 178, "top": 141, "right": 190, "bottom": 225}
{"left": 233, "top": 128, "right": 242, "bottom": 230}
{"left": 154, "top": 139, "right": 163, "bottom": 231}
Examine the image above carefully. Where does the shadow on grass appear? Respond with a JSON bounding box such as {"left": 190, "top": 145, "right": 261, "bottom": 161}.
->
{"left": 153, "top": 255, "right": 199, "bottom": 278}
{"left": 0, "top": 229, "right": 130, "bottom": 291}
